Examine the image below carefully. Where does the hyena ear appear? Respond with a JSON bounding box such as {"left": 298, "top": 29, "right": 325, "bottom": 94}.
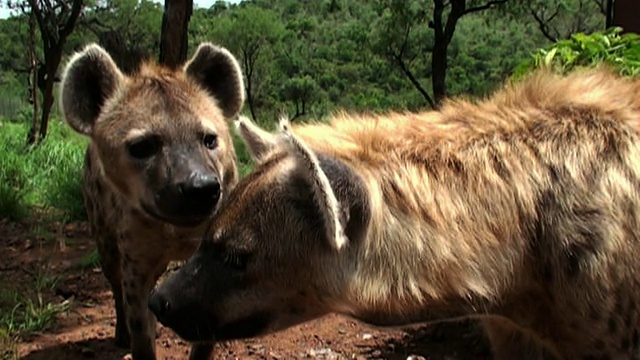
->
{"left": 279, "top": 117, "right": 347, "bottom": 251}
{"left": 235, "top": 116, "right": 279, "bottom": 163}
{"left": 184, "top": 43, "right": 245, "bottom": 119}
{"left": 59, "top": 43, "right": 124, "bottom": 136}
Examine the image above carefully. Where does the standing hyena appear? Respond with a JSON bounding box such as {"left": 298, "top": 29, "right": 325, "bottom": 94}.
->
{"left": 59, "top": 43, "right": 244, "bottom": 360}
{"left": 149, "top": 69, "right": 640, "bottom": 359}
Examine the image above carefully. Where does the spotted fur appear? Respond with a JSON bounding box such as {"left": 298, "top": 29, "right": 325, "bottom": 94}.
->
{"left": 60, "top": 43, "right": 244, "bottom": 360}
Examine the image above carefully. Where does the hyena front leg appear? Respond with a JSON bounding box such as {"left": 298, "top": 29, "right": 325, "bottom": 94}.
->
{"left": 96, "top": 233, "right": 130, "bottom": 348}
{"left": 120, "top": 246, "right": 169, "bottom": 360}
{"left": 189, "top": 343, "right": 214, "bottom": 360}
{"left": 481, "top": 317, "right": 558, "bottom": 360}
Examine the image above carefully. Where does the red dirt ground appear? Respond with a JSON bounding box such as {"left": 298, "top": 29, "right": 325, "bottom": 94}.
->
{"left": 0, "top": 219, "right": 492, "bottom": 360}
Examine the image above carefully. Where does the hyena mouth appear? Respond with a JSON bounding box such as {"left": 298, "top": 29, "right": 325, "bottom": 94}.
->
{"left": 140, "top": 203, "right": 210, "bottom": 228}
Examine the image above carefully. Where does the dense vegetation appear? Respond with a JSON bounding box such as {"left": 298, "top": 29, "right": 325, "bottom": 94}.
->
{"left": 514, "top": 27, "right": 640, "bottom": 77}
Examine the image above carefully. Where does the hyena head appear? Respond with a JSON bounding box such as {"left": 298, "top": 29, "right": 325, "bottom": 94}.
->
{"left": 60, "top": 43, "right": 244, "bottom": 226}
{"left": 149, "top": 117, "right": 371, "bottom": 342}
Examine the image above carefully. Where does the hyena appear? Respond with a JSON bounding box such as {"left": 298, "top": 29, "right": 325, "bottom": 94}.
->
{"left": 59, "top": 43, "right": 244, "bottom": 360}
{"left": 149, "top": 68, "right": 640, "bottom": 359}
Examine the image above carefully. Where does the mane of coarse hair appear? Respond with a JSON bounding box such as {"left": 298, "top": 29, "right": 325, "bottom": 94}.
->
{"left": 291, "top": 67, "right": 640, "bottom": 166}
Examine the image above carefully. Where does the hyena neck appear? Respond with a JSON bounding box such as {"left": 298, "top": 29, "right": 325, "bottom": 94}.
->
{"left": 336, "top": 161, "right": 531, "bottom": 326}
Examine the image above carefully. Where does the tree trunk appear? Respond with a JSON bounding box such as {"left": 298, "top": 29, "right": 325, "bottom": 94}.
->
{"left": 26, "top": 9, "right": 39, "bottom": 145}
{"left": 36, "top": 49, "right": 62, "bottom": 143}
{"left": 605, "top": 0, "right": 613, "bottom": 28}
{"left": 613, "top": 0, "right": 640, "bottom": 34}
{"left": 243, "top": 51, "right": 258, "bottom": 121}
{"left": 431, "top": 41, "right": 448, "bottom": 107}
{"left": 159, "top": 0, "right": 193, "bottom": 68}
{"left": 430, "top": 0, "right": 450, "bottom": 108}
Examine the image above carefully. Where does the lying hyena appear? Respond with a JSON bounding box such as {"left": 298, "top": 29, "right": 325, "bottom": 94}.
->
{"left": 149, "top": 68, "right": 640, "bottom": 359}
{"left": 59, "top": 43, "right": 244, "bottom": 360}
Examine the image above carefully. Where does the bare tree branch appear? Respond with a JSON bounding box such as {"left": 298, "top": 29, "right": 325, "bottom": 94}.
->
{"left": 530, "top": 8, "right": 560, "bottom": 42}
{"left": 463, "top": 0, "right": 509, "bottom": 15}
{"left": 391, "top": 53, "right": 435, "bottom": 108}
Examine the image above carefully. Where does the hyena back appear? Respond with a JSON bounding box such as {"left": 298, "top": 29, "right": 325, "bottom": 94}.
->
{"left": 150, "top": 68, "right": 640, "bottom": 359}
{"left": 59, "top": 43, "right": 244, "bottom": 360}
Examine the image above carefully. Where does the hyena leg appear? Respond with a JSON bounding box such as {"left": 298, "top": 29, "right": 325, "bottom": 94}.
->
{"left": 96, "top": 234, "right": 130, "bottom": 348}
{"left": 120, "top": 250, "right": 169, "bottom": 360}
{"left": 481, "top": 317, "right": 558, "bottom": 360}
{"left": 189, "top": 343, "right": 214, "bottom": 360}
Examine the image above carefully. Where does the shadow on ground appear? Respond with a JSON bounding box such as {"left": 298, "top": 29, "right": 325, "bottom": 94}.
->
{"left": 361, "top": 320, "right": 492, "bottom": 360}
{"left": 20, "top": 338, "right": 128, "bottom": 360}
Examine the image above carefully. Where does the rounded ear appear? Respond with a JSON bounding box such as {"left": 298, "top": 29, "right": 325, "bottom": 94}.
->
{"left": 280, "top": 121, "right": 347, "bottom": 251}
{"left": 59, "top": 43, "right": 124, "bottom": 136}
{"left": 184, "top": 43, "right": 245, "bottom": 119}
{"left": 235, "top": 116, "right": 279, "bottom": 163}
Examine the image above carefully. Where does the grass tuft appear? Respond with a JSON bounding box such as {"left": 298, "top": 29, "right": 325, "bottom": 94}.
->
{"left": 0, "top": 119, "right": 87, "bottom": 222}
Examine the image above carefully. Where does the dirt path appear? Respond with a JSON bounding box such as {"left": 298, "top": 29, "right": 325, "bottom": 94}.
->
{"left": 0, "top": 220, "right": 491, "bottom": 360}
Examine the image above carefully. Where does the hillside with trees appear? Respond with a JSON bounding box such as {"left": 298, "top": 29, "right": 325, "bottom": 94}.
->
{"left": 0, "top": 0, "right": 613, "bottom": 130}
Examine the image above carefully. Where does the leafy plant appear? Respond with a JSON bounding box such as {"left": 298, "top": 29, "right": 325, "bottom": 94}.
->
{"left": 513, "top": 27, "right": 640, "bottom": 78}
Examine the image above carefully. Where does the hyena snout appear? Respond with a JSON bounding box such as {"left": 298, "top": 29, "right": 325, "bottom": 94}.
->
{"left": 155, "top": 168, "right": 221, "bottom": 224}
{"left": 149, "top": 277, "right": 215, "bottom": 342}
{"left": 178, "top": 171, "right": 221, "bottom": 205}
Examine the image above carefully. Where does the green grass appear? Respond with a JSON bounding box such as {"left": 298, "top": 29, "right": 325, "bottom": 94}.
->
{"left": 76, "top": 248, "right": 101, "bottom": 270}
{"left": 0, "top": 262, "right": 71, "bottom": 360}
{"left": 0, "top": 119, "right": 87, "bottom": 222}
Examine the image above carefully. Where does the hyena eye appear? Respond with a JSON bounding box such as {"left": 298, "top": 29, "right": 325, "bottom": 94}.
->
{"left": 202, "top": 134, "right": 218, "bottom": 150}
{"left": 223, "top": 252, "right": 250, "bottom": 272}
{"left": 127, "top": 135, "right": 161, "bottom": 160}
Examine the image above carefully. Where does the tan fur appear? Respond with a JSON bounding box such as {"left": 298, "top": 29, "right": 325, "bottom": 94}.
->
{"left": 150, "top": 68, "right": 640, "bottom": 360}
{"left": 291, "top": 68, "right": 640, "bottom": 304}
{"left": 60, "top": 43, "right": 244, "bottom": 360}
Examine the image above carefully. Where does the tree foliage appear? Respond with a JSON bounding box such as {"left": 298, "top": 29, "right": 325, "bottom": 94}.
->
{"left": 514, "top": 27, "right": 640, "bottom": 78}
{"left": 0, "top": 0, "right": 613, "bottom": 130}
{"left": 7, "top": 0, "right": 84, "bottom": 144}
{"left": 79, "top": 0, "right": 162, "bottom": 73}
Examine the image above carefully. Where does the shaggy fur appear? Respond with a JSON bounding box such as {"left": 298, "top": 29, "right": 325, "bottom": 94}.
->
{"left": 60, "top": 43, "right": 244, "bottom": 360}
{"left": 150, "top": 68, "right": 640, "bottom": 360}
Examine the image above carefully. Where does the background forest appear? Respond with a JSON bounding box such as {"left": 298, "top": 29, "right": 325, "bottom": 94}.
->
{"left": 0, "top": 0, "right": 616, "bottom": 124}
{"left": 0, "top": 0, "right": 634, "bottom": 221}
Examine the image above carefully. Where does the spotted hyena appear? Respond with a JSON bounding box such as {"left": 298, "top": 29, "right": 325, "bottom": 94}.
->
{"left": 149, "top": 68, "right": 640, "bottom": 359}
{"left": 59, "top": 43, "right": 244, "bottom": 360}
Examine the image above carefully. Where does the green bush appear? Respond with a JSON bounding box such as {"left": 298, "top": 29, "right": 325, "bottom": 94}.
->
{"left": 0, "top": 120, "right": 87, "bottom": 222}
{"left": 513, "top": 27, "right": 640, "bottom": 79}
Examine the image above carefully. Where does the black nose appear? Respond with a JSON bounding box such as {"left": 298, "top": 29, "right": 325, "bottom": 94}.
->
{"left": 148, "top": 289, "right": 171, "bottom": 321}
{"left": 178, "top": 172, "right": 221, "bottom": 203}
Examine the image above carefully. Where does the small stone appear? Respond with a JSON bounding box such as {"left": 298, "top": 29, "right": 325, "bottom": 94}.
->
{"left": 361, "top": 333, "right": 373, "bottom": 340}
